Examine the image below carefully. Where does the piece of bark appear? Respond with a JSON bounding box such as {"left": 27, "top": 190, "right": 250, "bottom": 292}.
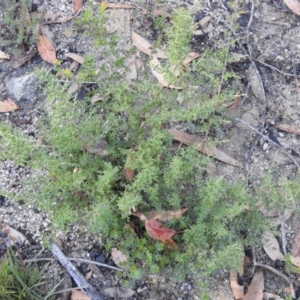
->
{"left": 51, "top": 241, "right": 105, "bottom": 300}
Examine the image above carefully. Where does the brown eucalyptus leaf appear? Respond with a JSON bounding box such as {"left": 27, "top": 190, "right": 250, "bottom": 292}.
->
{"left": 248, "top": 63, "right": 265, "bottom": 102}
{"left": 85, "top": 270, "right": 92, "bottom": 281}
{"left": 65, "top": 52, "right": 84, "bottom": 64}
{"left": 124, "top": 168, "right": 134, "bottom": 183}
{"left": 243, "top": 269, "right": 264, "bottom": 300}
{"left": 148, "top": 208, "right": 188, "bottom": 221}
{"left": 291, "top": 230, "right": 300, "bottom": 257}
{"left": 182, "top": 52, "right": 200, "bottom": 65}
{"left": 283, "top": 0, "right": 300, "bottom": 15}
{"left": 73, "top": 0, "right": 83, "bottom": 13}
{"left": 0, "top": 50, "right": 10, "bottom": 59}
{"left": 111, "top": 248, "right": 128, "bottom": 267}
{"left": 262, "top": 231, "right": 285, "bottom": 261}
{"left": 71, "top": 290, "right": 90, "bottom": 300}
{"left": 90, "top": 94, "right": 103, "bottom": 104}
{"left": 10, "top": 49, "right": 36, "bottom": 68}
{"left": 37, "top": 33, "right": 56, "bottom": 64}
{"left": 124, "top": 53, "right": 141, "bottom": 85}
{"left": 167, "top": 129, "right": 242, "bottom": 167}
{"left": 230, "top": 271, "right": 244, "bottom": 300}
{"left": 275, "top": 123, "right": 300, "bottom": 136}
{"left": 290, "top": 255, "right": 300, "bottom": 268}
{"left": 0, "top": 99, "right": 19, "bottom": 113}
{"left": 145, "top": 218, "right": 177, "bottom": 241}
{"left": 132, "top": 31, "right": 168, "bottom": 59}
{"left": 150, "top": 56, "right": 181, "bottom": 89}
{"left": 70, "top": 61, "right": 80, "bottom": 71}
{"left": 100, "top": 287, "right": 135, "bottom": 298}
{"left": 3, "top": 224, "right": 29, "bottom": 246}
{"left": 153, "top": 9, "right": 172, "bottom": 18}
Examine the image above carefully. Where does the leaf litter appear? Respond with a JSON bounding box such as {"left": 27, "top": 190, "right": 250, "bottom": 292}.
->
{"left": 132, "top": 31, "right": 168, "bottom": 59}
{"left": 262, "top": 231, "right": 285, "bottom": 261}
{"left": 168, "top": 128, "right": 242, "bottom": 167}
{"left": 243, "top": 269, "right": 264, "bottom": 300}
{"left": 0, "top": 98, "right": 19, "bottom": 113}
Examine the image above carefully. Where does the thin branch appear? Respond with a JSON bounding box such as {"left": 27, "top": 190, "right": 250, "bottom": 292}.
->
{"left": 255, "top": 263, "right": 298, "bottom": 289}
{"left": 234, "top": 118, "right": 300, "bottom": 168}
{"left": 254, "top": 59, "right": 298, "bottom": 78}
{"left": 24, "top": 257, "right": 123, "bottom": 272}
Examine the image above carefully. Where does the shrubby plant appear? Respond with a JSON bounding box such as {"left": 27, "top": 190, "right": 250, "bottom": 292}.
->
{"left": 1, "top": 3, "right": 295, "bottom": 289}
{"left": 0, "top": 0, "right": 39, "bottom": 50}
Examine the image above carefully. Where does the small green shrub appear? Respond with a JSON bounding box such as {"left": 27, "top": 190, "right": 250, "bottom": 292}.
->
{"left": 0, "top": 0, "right": 40, "bottom": 50}
{"left": 0, "top": 3, "right": 289, "bottom": 285}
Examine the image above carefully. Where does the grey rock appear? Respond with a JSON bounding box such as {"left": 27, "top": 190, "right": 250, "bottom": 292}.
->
{"left": 5, "top": 73, "right": 39, "bottom": 105}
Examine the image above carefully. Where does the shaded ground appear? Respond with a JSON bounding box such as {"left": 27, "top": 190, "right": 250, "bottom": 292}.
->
{"left": 1, "top": 0, "right": 300, "bottom": 299}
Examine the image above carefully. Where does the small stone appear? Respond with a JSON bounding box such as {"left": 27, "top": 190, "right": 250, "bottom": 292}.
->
{"left": 96, "top": 254, "right": 106, "bottom": 263}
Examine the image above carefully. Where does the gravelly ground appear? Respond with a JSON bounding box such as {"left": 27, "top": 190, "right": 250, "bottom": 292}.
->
{"left": 2, "top": 0, "right": 300, "bottom": 299}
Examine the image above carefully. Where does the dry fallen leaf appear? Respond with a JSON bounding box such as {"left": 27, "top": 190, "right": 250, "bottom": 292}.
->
{"left": 2, "top": 224, "right": 29, "bottom": 246}
{"left": 73, "top": 0, "right": 83, "bottom": 13}
{"left": 65, "top": 52, "right": 84, "bottom": 64}
{"left": 124, "top": 167, "right": 134, "bottom": 183}
{"left": 145, "top": 218, "right": 177, "bottom": 241}
{"left": 85, "top": 270, "right": 92, "bottom": 281}
{"left": 150, "top": 56, "right": 182, "bottom": 89}
{"left": 283, "top": 0, "right": 300, "bottom": 15}
{"left": 248, "top": 63, "right": 265, "bottom": 102}
{"left": 147, "top": 208, "right": 188, "bottom": 221}
{"left": 230, "top": 271, "right": 244, "bottom": 300}
{"left": 124, "top": 53, "right": 142, "bottom": 85}
{"left": 111, "top": 248, "right": 128, "bottom": 268}
{"left": 100, "top": 287, "right": 135, "bottom": 298}
{"left": 243, "top": 269, "right": 264, "bottom": 300}
{"left": 132, "top": 31, "right": 168, "bottom": 59}
{"left": 37, "top": 33, "right": 57, "bottom": 64}
{"left": 168, "top": 128, "right": 242, "bottom": 167}
{"left": 0, "top": 99, "right": 19, "bottom": 113}
{"left": 262, "top": 231, "right": 285, "bottom": 261}
{"left": 0, "top": 50, "right": 10, "bottom": 60}
{"left": 183, "top": 52, "right": 200, "bottom": 65}
{"left": 90, "top": 94, "right": 103, "bottom": 104}
{"left": 10, "top": 49, "right": 37, "bottom": 68}
{"left": 71, "top": 290, "right": 90, "bottom": 300}
{"left": 153, "top": 9, "right": 172, "bottom": 18}
{"left": 103, "top": 2, "right": 135, "bottom": 8}
{"left": 290, "top": 255, "right": 300, "bottom": 268}
{"left": 274, "top": 123, "right": 300, "bottom": 136}
{"left": 291, "top": 230, "right": 300, "bottom": 257}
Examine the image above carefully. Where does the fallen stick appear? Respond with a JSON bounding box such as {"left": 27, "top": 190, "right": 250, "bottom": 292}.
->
{"left": 51, "top": 241, "right": 106, "bottom": 300}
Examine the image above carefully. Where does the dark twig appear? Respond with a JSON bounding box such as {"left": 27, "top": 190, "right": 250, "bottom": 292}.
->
{"left": 252, "top": 247, "right": 297, "bottom": 296}
{"left": 234, "top": 118, "right": 300, "bottom": 168}
{"left": 255, "top": 60, "right": 298, "bottom": 78}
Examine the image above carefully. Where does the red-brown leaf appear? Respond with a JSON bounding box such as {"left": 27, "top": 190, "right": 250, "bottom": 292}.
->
{"left": 145, "top": 218, "right": 177, "bottom": 241}
{"left": 0, "top": 99, "right": 19, "bottom": 113}
{"left": 73, "top": 0, "right": 83, "bottom": 13}
{"left": 283, "top": 0, "right": 300, "bottom": 15}
{"left": 37, "top": 34, "right": 56, "bottom": 64}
